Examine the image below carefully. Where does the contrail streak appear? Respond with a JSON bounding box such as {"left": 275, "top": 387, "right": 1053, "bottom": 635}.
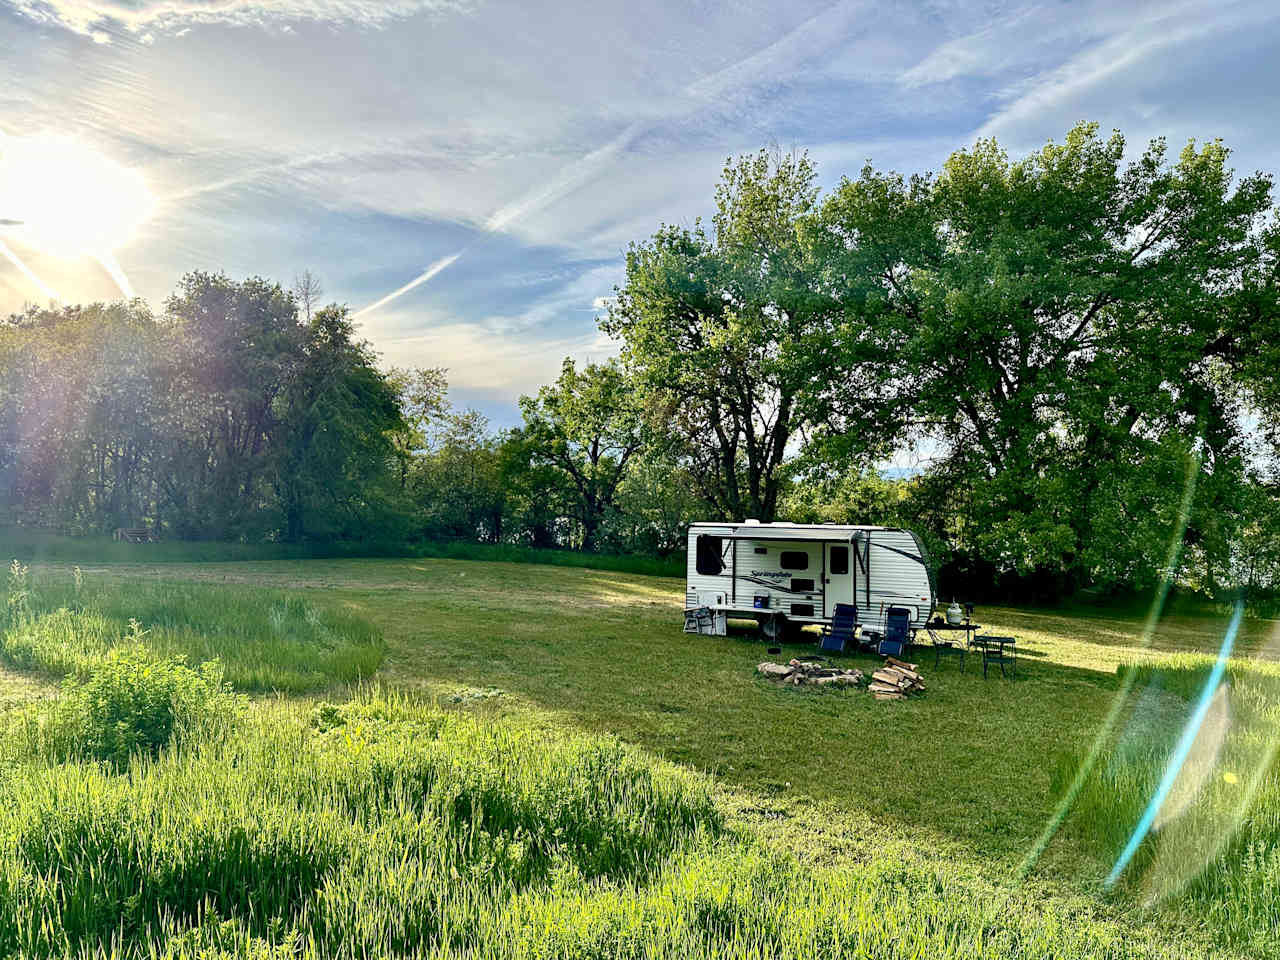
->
{"left": 0, "top": 240, "right": 59, "bottom": 302}
{"left": 353, "top": 0, "right": 868, "bottom": 319}
{"left": 484, "top": 0, "right": 867, "bottom": 234}
{"left": 96, "top": 252, "right": 136, "bottom": 298}
{"left": 484, "top": 124, "right": 643, "bottom": 233}
{"left": 352, "top": 251, "right": 463, "bottom": 319}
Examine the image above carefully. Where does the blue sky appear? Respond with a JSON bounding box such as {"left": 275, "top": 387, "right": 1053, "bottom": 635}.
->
{"left": 2, "top": 0, "right": 1279, "bottom": 423}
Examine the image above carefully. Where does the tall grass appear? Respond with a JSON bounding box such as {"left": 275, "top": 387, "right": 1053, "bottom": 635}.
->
{"left": 0, "top": 692, "right": 720, "bottom": 958}
{"left": 1053, "top": 655, "right": 1280, "bottom": 952}
{"left": 0, "top": 688, "right": 1199, "bottom": 960}
{"left": 0, "top": 564, "right": 384, "bottom": 692}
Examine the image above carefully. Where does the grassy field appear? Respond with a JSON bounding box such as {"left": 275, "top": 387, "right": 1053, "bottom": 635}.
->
{"left": 0, "top": 526, "right": 684, "bottom": 577}
{"left": 0, "top": 553, "right": 1276, "bottom": 957}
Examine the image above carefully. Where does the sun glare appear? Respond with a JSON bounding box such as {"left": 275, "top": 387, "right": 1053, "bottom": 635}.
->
{"left": 0, "top": 133, "right": 154, "bottom": 259}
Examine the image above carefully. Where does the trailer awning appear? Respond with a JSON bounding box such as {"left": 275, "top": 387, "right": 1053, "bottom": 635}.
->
{"left": 711, "top": 529, "right": 931, "bottom": 568}
{"left": 714, "top": 532, "right": 857, "bottom": 543}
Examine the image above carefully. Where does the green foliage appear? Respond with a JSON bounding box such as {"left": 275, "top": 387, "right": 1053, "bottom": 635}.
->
{"left": 271, "top": 305, "right": 406, "bottom": 542}
{"left": 604, "top": 149, "right": 851, "bottom": 522}
{"left": 517, "top": 358, "right": 645, "bottom": 551}
{"left": 813, "top": 123, "right": 1278, "bottom": 593}
{"left": 0, "top": 679, "right": 1204, "bottom": 960}
{"left": 5, "top": 124, "right": 1280, "bottom": 601}
{"left": 0, "top": 690, "right": 725, "bottom": 958}
{"left": 19, "top": 646, "right": 244, "bottom": 767}
{"left": 0, "top": 556, "right": 1270, "bottom": 956}
{"left": 0, "top": 274, "right": 408, "bottom": 545}
{"left": 611, "top": 452, "right": 705, "bottom": 557}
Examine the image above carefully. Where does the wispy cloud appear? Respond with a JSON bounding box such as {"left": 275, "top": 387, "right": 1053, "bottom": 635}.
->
{"left": 487, "top": 0, "right": 871, "bottom": 235}
{"left": 355, "top": 0, "right": 872, "bottom": 318}
{"left": 5, "top": 0, "right": 1278, "bottom": 426}
{"left": 8, "top": 0, "right": 473, "bottom": 37}
{"left": 974, "top": 0, "right": 1280, "bottom": 142}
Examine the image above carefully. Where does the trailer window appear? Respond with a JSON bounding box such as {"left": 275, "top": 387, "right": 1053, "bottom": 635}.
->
{"left": 695, "top": 535, "right": 725, "bottom": 575}
{"left": 779, "top": 551, "right": 808, "bottom": 570}
{"left": 830, "top": 546, "right": 848, "bottom": 575}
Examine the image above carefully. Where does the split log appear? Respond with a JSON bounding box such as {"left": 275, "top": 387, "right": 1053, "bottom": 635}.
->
{"left": 872, "top": 670, "right": 911, "bottom": 689}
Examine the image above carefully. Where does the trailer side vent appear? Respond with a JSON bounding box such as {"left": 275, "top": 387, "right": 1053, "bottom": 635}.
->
{"left": 780, "top": 551, "right": 809, "bottom": 570}
{"left": 791, "top": 578, "right": 815, "bottom": 593}
{"left": 791, "top": 603, "right": 815, "bottom": 617}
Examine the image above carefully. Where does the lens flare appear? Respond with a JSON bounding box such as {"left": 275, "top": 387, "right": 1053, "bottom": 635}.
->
{"left": 1106, "top": 604, "right": 1243, "bottom": 887}
{"left": 1016, "top": 449, "right": 1202, "bottom": 880}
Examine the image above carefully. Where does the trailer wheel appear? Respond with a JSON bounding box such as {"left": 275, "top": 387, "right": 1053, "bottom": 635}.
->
{"left": 758, "top": 615, "right": 786, "bottom": 641}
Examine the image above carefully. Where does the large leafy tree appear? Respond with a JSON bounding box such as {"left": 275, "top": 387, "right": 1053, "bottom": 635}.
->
{"left": 160, "top": 273, "right": 307, "bottom": 539}
{"left": 517, "top": 358, "right": 644, "bottom": 552}
{"left": 415, "top": 407, "right": 507, "bottom": 543}
{"left": 603, "top": 149, "right": 865, "bottom": 522}
{"left": 0, "top": 302, "right": 168, "bottom": 533}
{"left": 272, "top": 305, "right": 404, "bottom": 542}
{"left": 817, "top": 124, "right": 1279, "bottom": 588}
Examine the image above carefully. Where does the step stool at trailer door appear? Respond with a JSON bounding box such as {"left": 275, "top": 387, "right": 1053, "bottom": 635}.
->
{"left": 684, "top": 606, "right": 726, "bottom": 636}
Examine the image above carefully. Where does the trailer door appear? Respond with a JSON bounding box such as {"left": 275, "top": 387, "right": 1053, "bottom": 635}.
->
{"left": 824, "top": 543, "right": 854, "bottom": 616}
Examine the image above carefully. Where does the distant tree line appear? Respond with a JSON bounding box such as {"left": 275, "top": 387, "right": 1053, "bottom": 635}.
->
{"left": 2, "top": 123, "right": 1278, "bottom": 605}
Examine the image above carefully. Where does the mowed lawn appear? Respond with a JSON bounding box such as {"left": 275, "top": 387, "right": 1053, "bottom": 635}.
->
{"left": 5, "top": 555, "right": 1278, "bottom": 957}
{"left": 50, "top": 561, "right": 1274, "bottom": 864}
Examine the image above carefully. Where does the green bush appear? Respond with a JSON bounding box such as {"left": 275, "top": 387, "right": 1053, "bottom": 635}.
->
{"left": 29, "top": 646, "right": 244, "bottom": 767}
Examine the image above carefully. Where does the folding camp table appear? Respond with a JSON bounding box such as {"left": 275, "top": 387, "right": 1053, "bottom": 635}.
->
{"left": 922, "top": 621, "right": 981, "bottom": 669}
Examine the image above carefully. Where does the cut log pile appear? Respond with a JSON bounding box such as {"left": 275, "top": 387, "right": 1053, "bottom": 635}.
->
{"left": 756, "top": 655, "right": 926, "bottom": 700}
{"left": 756, "top": 658, "right": 864, "bottom": 687}
{"left": 868, "top": 657, "right": 926, "bottom": 701}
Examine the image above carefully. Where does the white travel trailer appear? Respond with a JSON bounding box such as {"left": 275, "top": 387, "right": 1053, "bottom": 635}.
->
{"left": 684, "top": 521, "right": 937, "bottom": 640}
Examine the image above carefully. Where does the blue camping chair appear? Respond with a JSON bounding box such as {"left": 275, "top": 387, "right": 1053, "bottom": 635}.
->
{"left": 819, "top": 603, "right": 858, "bottom": 653}
{"left": 877, "top": 606, "right": 912, "bottom": 658}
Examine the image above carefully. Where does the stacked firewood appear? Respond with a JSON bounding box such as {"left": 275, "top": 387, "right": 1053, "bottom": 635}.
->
{"left": 868, "top": 657, "right": 926, "bottom": 700}
{"left": 757, "top": 659, "right": 865, "bottom": 687}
